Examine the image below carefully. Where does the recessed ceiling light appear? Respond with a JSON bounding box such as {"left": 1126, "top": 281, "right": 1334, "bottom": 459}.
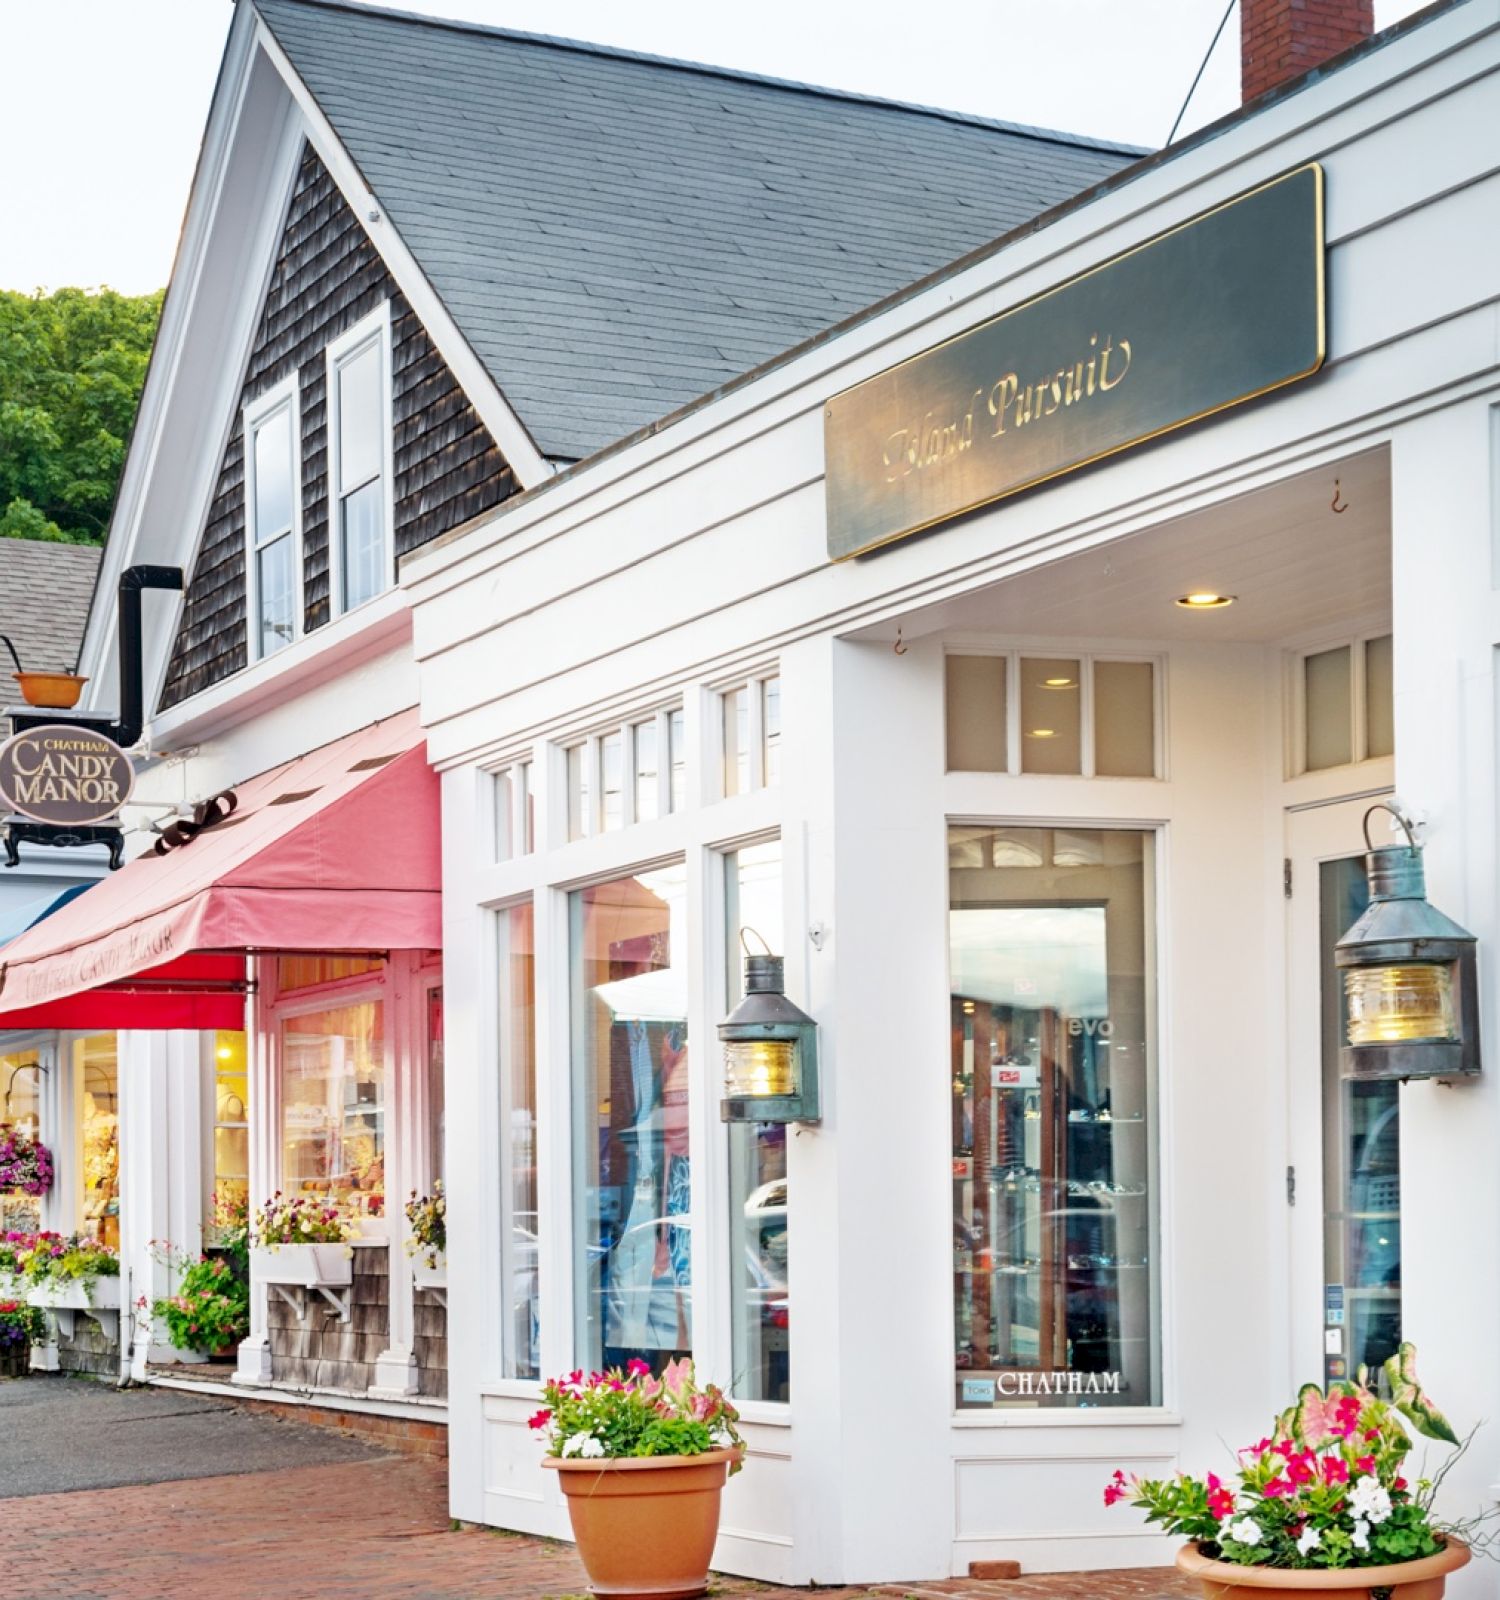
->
{"left": 1175, "top": 591, "right": 1236, "bottom": 609}
{"left": 1041, "top": 676, "right": 1077, "bottom": 689}
{"left": 1026, "top": 728, "right": 1057, "bottom": 739}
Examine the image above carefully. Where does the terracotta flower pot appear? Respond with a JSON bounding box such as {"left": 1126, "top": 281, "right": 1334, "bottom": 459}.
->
{"left": 13, "top": 671, "right": 88, "bottom": 710}
{"left": 543, "top": 1447, "right": 742, "bottom": 1600}
{"left": 1177, "top": 1538, "right": 1470, "bottom": 1600}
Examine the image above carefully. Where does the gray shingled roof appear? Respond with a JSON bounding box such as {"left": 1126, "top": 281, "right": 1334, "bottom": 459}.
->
{"left": 254, "top": 0, "right": 1144, "bottom": 463}
{"left": 0, "top": 541, "right": 101, "bottom": 677}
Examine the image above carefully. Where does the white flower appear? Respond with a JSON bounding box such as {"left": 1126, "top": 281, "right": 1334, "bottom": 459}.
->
{"left": 1227, "top": 1518, "right": 1262, "bottom": 1547}
{"left": 561, "top": 1434, "right": 587, "bottom": 1458}
{"left": 1351, "top": 1520, "right": 1370, "bottom": 1552}
{"left": 578, "top": 1436, "right": 605, "bottom": 1459}
{"left": 1349, "top": 1479, "right": 1393, "bottom": 1525}
{"left": 1296, "top": 1526, "right": 1322, "bottom": 1557}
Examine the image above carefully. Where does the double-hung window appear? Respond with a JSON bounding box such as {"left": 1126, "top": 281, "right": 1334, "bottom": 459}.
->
{"left": 326, "top": 304, "right": 394, "bottom": 616}
{"left": 244, "top": 376, "right": 301, "bottom": 661}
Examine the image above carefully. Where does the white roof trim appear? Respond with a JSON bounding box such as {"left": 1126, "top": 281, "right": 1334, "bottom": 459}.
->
{"left": 78, "top": 6, "right": 303, "bottom": 723}
{"left": 250, "top": 9, "right": 554, "bottom": 490}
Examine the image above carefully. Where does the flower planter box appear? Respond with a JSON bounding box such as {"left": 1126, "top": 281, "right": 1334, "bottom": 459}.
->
{"left": 26, "top": 1275, "right": 121, "bottom": 1342}
{"left": 411, "top": 1251, "right": 446, "bottom": 1306}
{"left": 544, "top": 1449, "right": 742, "bottom": 1600}
{"left": 250, "top": 1244, "right": 353, "bottom": 1322}
{"left": 1177, "top": 1538, "right": 1469, "bottom": 1600}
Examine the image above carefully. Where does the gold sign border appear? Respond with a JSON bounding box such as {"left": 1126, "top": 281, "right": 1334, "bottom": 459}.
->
{"left": 826, "top": 161, "right": 1327, "bottom": 561}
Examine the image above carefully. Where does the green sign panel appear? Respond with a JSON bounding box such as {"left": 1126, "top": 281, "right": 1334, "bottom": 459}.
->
{"left": 824, "top": 164, "right": 1325, "bottom": 561}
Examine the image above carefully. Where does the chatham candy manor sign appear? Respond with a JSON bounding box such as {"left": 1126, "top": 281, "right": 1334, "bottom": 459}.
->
{"left": 0, "top": 724, "right": 135, "bottom": 826}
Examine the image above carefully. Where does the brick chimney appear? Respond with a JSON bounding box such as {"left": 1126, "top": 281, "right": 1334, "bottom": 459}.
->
{"left": 1242, "top": 0, "right": 1374, "bottom": 102}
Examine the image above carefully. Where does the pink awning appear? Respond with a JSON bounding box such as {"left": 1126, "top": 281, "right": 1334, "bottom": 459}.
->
{"left": 0, "top": 709, "right": 439, "bottom": 1030}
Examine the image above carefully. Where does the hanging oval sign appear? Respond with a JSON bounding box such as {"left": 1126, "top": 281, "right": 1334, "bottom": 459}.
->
{"left": 0, "top": 724, "right": 135, "bottom": 825}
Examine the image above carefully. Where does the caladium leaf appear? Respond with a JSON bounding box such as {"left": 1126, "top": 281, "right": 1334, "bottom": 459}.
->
{"left": 1384, "top": 1343, "right": 1459, "bottom": 1446}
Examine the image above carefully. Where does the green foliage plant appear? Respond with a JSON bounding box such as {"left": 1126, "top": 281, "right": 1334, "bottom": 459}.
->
{"left": 0, "top": 287, "right": 162, "bottom": 544}
{"left": 150, "top": 1256, "right": 249, "bottom": 1354}
{"left": 404, "top": 1183, "right": 446, "bottom": 1267}
{"left": 17, "top": 1231, "right": 118, "bottom": 1292}
{"left": 530, "top": 1357, "right": 744, "bottom": 1471}
{"left": 1106, "top": 1344, "right": 1483, "bottom": 1571}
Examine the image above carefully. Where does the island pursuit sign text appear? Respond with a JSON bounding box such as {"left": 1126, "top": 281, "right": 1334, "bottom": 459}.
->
{"left": 824, "top": 164, "right": 1325, "bottom": 561}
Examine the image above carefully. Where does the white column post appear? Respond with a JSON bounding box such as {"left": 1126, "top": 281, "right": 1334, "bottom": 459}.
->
{"left": 236, "top": 961, "right": 275, "bottom": 1384}
{"left": 121, "top": 1031, "right": 207, "bottom": 1378}
{"left": 1390, "top": 405, "right": 1500, "bottom": 1587}
{"left": 443, "top": 766, "right": 497, "bottom": 1517}
{"left": 372, "top": 950, "right": 420, "bottom": 1396}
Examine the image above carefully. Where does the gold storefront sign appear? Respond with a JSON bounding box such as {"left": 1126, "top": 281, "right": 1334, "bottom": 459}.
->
{"left": 825, "top": 164, "right": 1325, "bottom": 561}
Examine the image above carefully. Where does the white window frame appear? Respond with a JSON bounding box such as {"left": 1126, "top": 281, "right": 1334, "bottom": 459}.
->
{"left": 324, "top": 301, "right": 395, "bottom": 620}
{"left": 1286, "top": 628, "right": 1394, "bottom": 778}
{"left": 266, "top": 959, "right": 394, "bottom": 1240}
{"left": 242, "top": 373, "right": 303, "bottom": 663}
{"left": 562, "top": 705, "right": 685, "bottom": 842}
{"left": 943, "top": 648, "right": 1165, "bottom": 780}
{"left": 714, "top": 668, "right": 781, "bottom": 800}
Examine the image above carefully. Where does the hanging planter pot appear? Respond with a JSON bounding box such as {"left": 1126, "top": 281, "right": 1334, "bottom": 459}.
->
{"left": 543, "top": 1448, "right": 742, "bottom": 1600}
{"left": 12, "top": 671, "right": 89, "bottom": 710}
{"left": 1, "top": 635, "right": 88, "bottom": 710}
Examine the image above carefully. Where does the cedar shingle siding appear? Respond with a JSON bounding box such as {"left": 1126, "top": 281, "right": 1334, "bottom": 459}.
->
{"left": 160, "top": 143, "right": 516, "bottom": 710}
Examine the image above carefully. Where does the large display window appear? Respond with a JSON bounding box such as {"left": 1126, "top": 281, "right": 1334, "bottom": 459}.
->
{"left": 0, "top": 1047, "right": 45, "bottom": 1233}
{"left": 570, "top": 865, "right": 691, "bottom": 1377}
{"left": 75, "top": 1034, "right": 120, "bottom": 1249}
{"left": 498, "top": 905, "right": 539, "bottom": 1378}
{"left": 949, "top": 826, "right": 1159, "bottom": 1409}
{"left": 280, "top": 988, "right": 387, "bottom": 1220}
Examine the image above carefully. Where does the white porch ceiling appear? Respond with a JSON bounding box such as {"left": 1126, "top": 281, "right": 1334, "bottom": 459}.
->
{"left": 884, "top": 447, "right": 1391, "bottom": 646}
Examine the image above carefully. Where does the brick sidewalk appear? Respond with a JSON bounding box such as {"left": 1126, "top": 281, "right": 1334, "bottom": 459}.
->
{"left": 0, "top": 1453, "right": 1192, "bottom": 1600}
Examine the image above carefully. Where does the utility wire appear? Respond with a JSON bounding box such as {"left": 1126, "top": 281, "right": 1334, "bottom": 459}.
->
{"left": 1166, "top": 0, "right": 1237, "bottom": 146}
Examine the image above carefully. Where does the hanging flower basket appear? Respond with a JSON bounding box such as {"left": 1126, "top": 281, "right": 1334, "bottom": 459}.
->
{"left": 0, "top": 1128, "right": 53, "bottom": 1197}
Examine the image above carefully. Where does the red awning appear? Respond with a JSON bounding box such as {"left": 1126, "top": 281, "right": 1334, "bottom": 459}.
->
{"left": 0, "top": 709, "right": 439, "bottom": 1030}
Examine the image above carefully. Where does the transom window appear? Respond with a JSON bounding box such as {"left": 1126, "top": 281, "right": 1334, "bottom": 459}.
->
{"left": 565, "top": 707, "right": 686, "bottom": 842}
{"left": 325, "top": 304, "right": 393, "bottom": 616}
{"left": 1294, "top": 632, "right": 1393, "bottom": 775}
{"left": 243, "top": 376, "right": 301, "bottom": 661}
{"left": 720, "top": 672, "right": 781, "bottom": 798}
{"left": 945, "top": 652, "right": 1159, "bottom": 779}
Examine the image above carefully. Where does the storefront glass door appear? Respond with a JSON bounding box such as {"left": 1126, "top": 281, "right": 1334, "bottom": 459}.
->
{"left": 1285, "top": 797, "right": 1402, "bottom": 1389}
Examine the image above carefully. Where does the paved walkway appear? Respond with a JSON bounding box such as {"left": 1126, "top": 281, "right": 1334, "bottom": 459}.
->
{"left": 0, "top": 1381, "right": 1191, "bottom": 1600}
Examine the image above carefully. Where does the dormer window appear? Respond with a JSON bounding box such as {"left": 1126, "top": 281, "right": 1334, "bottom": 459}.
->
{"left": 326, "top": 303, "right": 394, "bottom": 615}
{"left": 243, "top": 374, "right": 302, "bottom": 661}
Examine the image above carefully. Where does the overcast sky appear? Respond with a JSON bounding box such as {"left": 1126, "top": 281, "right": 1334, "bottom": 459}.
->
{"left": 0, "top": 0, "right": 1432, "bottom": 296}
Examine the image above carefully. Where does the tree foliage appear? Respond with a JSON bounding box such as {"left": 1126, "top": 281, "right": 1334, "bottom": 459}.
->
{"left": 0, "top": 287, "right": 163, "bottom": 544}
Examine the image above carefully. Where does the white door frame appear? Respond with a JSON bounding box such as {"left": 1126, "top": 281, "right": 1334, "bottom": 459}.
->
{"left": 1283, "top": 790, "right": 1393, "bottom": 1388}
